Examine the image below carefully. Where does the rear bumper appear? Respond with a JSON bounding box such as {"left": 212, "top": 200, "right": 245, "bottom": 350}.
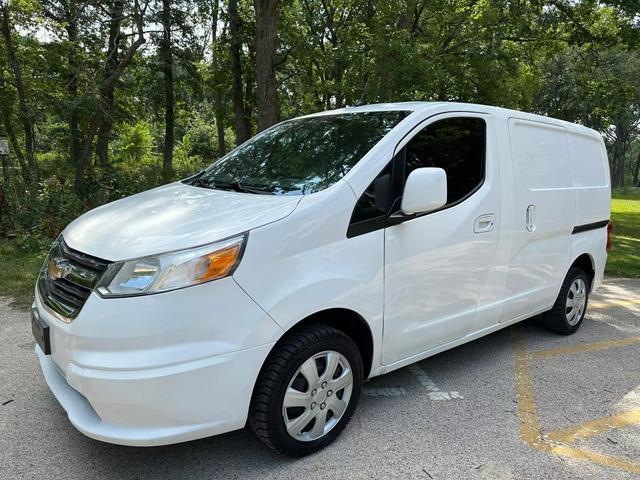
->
{"left": 36, "top": 342, "right": 274, "bottom": 446}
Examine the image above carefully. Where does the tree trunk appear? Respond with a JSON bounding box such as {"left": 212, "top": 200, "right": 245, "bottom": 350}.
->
{"left": 611, "top": 123, "right": 627, "bottom": 188}
{"left": 96, "top": 0, "right": 124, "bottom": 168}
{"left": 254, "top": 0, "right": 279, "bottom": 131}
{"left": 75, "top": 0, "right": 146, "bottom": 193}
{"left": 65, "top": 0, "right": 80, "bottom": 168}
{"left": 228, "top": 0, "right": 251, "bottom": 145}
{"left": 0, "top": 3, "right": 36, "bottom": 180}
{"left": 161, "top": 0, "right": 174, "bottom": 180}
{"left": 211, "top": 0, "right": 226, "bottom": 156}
{"left": 214, "top": 98, "right": 226, "bottom": 157}
{"left": 632, "top": 148, "right": 640, "bottom": 187}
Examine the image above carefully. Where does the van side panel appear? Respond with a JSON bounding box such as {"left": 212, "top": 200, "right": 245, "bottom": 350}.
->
{"left": 502, "top": 118, "right": 575, "bottom": 321}
{"left": 567, "top": 131, "right": 611, "bottom": 226}
{"left": 567, "top": 129, "right": 611, "bottom": 292}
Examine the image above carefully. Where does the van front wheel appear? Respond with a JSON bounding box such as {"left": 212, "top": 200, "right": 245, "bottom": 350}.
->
{"left": 249, "top": 325, "right": 363, "bottom": 456}
{"left": 541, "top": 267, "right": 590, "bottom": 335}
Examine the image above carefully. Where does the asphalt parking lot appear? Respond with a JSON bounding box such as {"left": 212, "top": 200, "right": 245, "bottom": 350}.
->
{"left": 2, "top": 278, "right": 640, "bottom": 479}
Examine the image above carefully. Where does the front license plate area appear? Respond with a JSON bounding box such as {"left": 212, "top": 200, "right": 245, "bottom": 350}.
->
{"left": 32, "top": 310, "right": 51, "bottom": 355}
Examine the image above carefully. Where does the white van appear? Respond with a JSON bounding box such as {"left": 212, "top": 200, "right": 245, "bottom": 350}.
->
{"left": 32, "top": 102, "right": 611, "bottom": 456}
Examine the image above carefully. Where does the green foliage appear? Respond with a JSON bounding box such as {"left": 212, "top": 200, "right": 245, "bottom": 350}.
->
{"left": 0, "top": 0, "right": 638, "bottom": 245}
{"left": 0, "top": 239, "right": 47, "bottom": 308}
{"left": 608, "top": 197, "right": 640, "bottom": 278}
{"left": 115, "top": 121, "right": 156, "bottom": 164}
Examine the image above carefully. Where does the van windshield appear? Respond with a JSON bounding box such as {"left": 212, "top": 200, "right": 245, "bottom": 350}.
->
{"left": 192, "top": 111, "right": 409, "bottom": 195}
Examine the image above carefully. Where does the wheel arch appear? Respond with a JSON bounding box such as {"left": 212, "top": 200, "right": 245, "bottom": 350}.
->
{"left": 255, "top": 308, "right": 375, "bottom": 388}
{"left": 570, "top": 252, "right": 595, "bottom": 290}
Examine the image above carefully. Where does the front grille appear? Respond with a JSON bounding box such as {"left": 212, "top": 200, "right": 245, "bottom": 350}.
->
{"left": 38, "top": 238, "right": 111, "bottom": 321}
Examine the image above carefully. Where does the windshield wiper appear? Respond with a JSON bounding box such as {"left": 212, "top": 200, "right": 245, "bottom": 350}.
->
{"left": 192, "top": 178, "right": 275, "bottom": 195}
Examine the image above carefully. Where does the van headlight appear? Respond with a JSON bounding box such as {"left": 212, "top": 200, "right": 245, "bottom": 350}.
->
{"left": 97, "top": 234, "right": 247, "bottom": 297}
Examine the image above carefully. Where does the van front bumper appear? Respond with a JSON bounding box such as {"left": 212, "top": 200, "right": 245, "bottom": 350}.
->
{"left": 35, "top": 342, "right": 273, "bottom": 446}
{"left": 33, "top": 277, "right": 282, "bottom": 446}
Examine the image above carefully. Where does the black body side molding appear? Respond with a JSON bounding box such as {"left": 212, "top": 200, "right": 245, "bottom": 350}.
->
{"left": 572, "top": 220, "right": 610, "bottom": 234}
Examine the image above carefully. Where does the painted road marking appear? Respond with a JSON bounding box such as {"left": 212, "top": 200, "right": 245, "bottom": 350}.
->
{"left": 362, "top": 387, "right": 406, "bottom": 397}
{"left": 546, "top": 409, "right": 640, "bottom": 445}
{"left": 590, "top": 299, "right": 640, "bottom": 309}
{"left": 513, "top": 327, "right": 640, "bottom": 475}
{"left": 408, "top": 364, "right": 463, "bottom": 400}
{"left": 529, "top": 336, "right": 640, "bottom": 359}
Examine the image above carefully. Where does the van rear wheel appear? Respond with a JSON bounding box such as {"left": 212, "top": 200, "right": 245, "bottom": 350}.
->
{"left": 249, "top": 325, "right": 363, "bottom": 456}
{"left": 541, "top": 267, "right": 590, "bottom": 335}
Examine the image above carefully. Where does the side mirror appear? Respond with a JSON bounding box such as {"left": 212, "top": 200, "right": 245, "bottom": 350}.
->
{"left": 400, "top": 167, "right": 447, "bottom": 215}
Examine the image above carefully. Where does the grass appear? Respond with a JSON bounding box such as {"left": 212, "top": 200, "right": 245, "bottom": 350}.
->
{"left": 607, "top": 196, "right": 640, "bottom": 278}
{"left": 0, "top": 241, "right": 46, "bottom": 309}
{"left": 0, "top": 190, "right": 638, "bottom": 308}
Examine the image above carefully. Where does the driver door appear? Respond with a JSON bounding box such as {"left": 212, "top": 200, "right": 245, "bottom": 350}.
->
{"left": 382, "top": 113, "right": 501, "bottom": 365}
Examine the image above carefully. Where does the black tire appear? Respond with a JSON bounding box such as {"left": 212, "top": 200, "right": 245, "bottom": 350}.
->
{"left": 249, "top": 325, "right": 363, "bottom": 457}
{"left": 541, "top": 267, "right": 590, "bottom": 335}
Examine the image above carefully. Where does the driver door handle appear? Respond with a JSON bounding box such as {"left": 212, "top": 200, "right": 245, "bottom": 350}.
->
{"left": 474, "top": 214, "right": 495, "bottom": 233}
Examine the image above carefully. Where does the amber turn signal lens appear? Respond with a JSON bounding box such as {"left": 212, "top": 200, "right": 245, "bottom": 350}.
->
{"left": 200, "top": 244, "right": 242, "bottom": 281}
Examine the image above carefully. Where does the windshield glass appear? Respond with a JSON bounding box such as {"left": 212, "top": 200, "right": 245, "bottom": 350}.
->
{"left": 194, "top": 111, "right": 409, "bottom": 195}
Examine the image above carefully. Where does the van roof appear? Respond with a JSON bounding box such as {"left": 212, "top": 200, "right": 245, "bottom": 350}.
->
{"left": 306, "top": 101, "right": 601, "bottom": 138}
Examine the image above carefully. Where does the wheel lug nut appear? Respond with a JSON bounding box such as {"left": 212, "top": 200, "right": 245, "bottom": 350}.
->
{"left": 320, "top": 402, "right": 326, "bottom": 410}
{"left": 321, "top": 381, "right": 327, "bottom": 388}
{"left": 327, "top": 390, "right": 332, "bottom": 397}
{"left": 310, "top": 402, "right": 316, "bottom": 409}
{"left": 311, "top": 389, "right": 317, "bottom": 396}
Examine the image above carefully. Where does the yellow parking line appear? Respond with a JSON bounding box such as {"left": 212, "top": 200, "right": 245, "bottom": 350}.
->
{"left": 513, "top": 329, "right": 544, "bottom": 447}
{"left": 550, "top": 445, "right": 640, "bottom": 474}
{"left": 547, "top": 410, "right": 640, "bottom": 444}
{"left": 530, "top": 336, "right": 640, "bottom": 359}
{"left": 512, "top": 327, "right": 640, "bottom": 475}
{"left": 590, "top": 299, "right": 640, "bottom": 309}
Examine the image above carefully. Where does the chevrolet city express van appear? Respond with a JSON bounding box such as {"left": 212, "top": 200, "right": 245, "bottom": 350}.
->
{"left": 33, "top": 102, "right": 611, "bottom": 456}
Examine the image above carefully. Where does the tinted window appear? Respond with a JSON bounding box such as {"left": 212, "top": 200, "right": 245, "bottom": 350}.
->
{"left": 196, "top": 111, "right": 409, "bottom": 195}
{"left": 404, "top": 117, "right": 486, "bottom": 205}
{"left": 350, "top": 163, "right": 392, "bottom": 224}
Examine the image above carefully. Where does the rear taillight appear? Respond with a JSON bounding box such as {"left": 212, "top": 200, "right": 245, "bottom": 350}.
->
{"left": 606, "top": 222, "right": 613, "bottom": 252}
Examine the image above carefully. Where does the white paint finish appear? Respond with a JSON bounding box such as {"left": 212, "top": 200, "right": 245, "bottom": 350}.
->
{"left": 566, "top": 130, "right": 611, "bottom": 226}
{"left": 501, "top": 118, "right": 576, "bottom": 321}
{"left": 63, "top": 182, "right": 301, "bottom": 261}
{"left": 381, "top": 112, "right": 501, "bottom": 364}
{"left": 36, "top": 276, "right": 282, "bottom": 373}
{"left": 32, "top": 101, "right": 611, "bottom": 447}
{"left": 36, "top": 343, "right": 273, "bottom": 446}
{"left": 567, "top": 131, "right": 608, "bottom": 187}
{"left": 400, "top": 167, "right": 447, "bottom": 215}
{"left": 33, "top": 275, "right": 283, "bottom": 445}
{"left": 234, "top": 181, "right": 386, "bottom": 373}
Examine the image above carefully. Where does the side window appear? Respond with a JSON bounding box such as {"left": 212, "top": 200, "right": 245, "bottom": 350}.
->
{"left": 404, "top": 117, "right": 486, "bottom": 206}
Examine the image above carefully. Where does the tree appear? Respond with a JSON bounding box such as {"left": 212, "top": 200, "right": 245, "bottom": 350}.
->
{"left": 96, "top": 0, "right": 125, "bottom": 168}
{"left": 0, "top": 1, "right": 37, "bottom": 181}
{"left": 74, "top": 0, "right": 148, "bottom": 193}
{"left": 228, "top": 0, "right": 251, "bottom": 144}
{"left": 536, "top": 48, "right": 640, "bottom": 187}
{"left": 160, "top": 0, "right": 175, "bottom": 179}
{"left": 210, "top": 0, "right": 227, "bottom": 155}
{"left": 254, "top": 0, "right": 278, "bottom": 131}
{"left": 40, "top": 0, "right": 82, "bottom": 168}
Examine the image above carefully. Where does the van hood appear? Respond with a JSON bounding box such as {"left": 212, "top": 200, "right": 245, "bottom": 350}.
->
{"left": 62, "top": 183, "right": 301, "bottom": 261}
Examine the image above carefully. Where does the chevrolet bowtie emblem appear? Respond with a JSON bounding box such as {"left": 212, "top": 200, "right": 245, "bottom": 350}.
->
{"left": 48, "top": 257, "right": 72, "bottom": 280}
